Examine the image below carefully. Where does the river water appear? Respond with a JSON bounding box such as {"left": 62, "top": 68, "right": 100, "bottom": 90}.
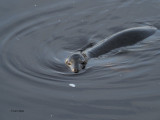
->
{"left": 1, "top": 0, "right": 160, "bottom": 120}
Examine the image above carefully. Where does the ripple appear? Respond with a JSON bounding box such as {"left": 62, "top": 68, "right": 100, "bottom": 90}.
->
{"left": 0, "top": 4, "right": 76, "bottom": 82}
{"left": 1, "top": 1, "right": 160, "bottom": 120}
{"left": 0, "top": 0, "right": 160, "bottom": 89}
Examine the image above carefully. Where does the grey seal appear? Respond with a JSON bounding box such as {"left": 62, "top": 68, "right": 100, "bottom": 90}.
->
{"left": 65, "top": 26, "right": 157, "bottom": 73}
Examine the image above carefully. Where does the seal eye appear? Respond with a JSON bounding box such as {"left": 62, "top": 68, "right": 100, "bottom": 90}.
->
{"left": 81, "top": 64, "right": 86, "bottom": 69}
{"left": 81, "top": 61, "right": 86, "bottom": 65}
{"left": 65, "top": 59, "right": 71, "bottom": 65}
{"left": 67, "top": 62, "right": 71, "bottom": 65}
{"left": 80, "top": 61, "right": 86, "bottom": 69}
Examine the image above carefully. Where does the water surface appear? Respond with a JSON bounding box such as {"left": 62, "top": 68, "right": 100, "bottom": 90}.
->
{"left": 1, "top": 0, "right": 160, "bottom": 120}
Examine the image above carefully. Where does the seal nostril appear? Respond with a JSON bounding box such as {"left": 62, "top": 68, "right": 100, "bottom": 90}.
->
{"left": 72, "top": 68, "right": 79, "bottom": 73}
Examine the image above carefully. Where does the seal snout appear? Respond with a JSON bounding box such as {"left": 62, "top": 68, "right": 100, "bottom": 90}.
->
{"left": 72, "top": 68, "right": 79, "bottom": 73}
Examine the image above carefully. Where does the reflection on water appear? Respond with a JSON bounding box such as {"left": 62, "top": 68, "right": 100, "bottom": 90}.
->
{"left": 0, "top": 0, "right": 160, "bottom": 120}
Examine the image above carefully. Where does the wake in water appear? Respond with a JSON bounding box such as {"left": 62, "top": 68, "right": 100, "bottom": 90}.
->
{"left": 1, "top": 0, "right": 160, "bottom": 120}
{"left": 65, "top": 26, "right": 157, "bottom": 73}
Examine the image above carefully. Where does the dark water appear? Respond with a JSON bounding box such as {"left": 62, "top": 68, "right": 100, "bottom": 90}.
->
{"left": 1, "top": 0, "right": 160, "bottom": 120}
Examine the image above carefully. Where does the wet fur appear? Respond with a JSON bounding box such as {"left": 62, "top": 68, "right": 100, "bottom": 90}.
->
{"left": 66, "top": 26, "right": 157, "bottom": 73}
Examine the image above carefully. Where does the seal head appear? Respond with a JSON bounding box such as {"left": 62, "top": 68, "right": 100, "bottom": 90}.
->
{"left": 65, "top": 52, "right": 87, "bottom": 73}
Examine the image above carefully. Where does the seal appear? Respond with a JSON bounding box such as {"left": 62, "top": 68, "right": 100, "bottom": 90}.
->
{"left": 65, "top": 26, "right": 157, "bottom": 73}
